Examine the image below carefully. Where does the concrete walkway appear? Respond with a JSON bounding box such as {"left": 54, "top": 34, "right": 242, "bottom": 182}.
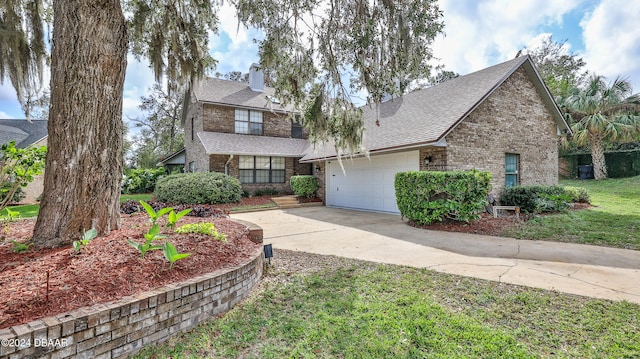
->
{"left": 232, "top": 207, "right": 640, "bottom": 304}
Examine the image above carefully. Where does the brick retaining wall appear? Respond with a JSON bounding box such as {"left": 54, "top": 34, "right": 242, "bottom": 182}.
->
{"left": 0, "top": 244, "right": 264, "bottom": 359}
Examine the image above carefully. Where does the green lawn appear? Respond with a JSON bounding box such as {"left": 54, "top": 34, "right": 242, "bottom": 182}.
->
{"left": 0, "top": 194, "right": 154, "bottom": 219}
{"left": 135, "top": 255, "right": 640, "bottom": 358}
{"left": 501, "top": 176, "right": 640, "bottom": 250}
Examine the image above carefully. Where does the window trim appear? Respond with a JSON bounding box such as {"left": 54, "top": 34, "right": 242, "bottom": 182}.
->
{"left": 235, "top": 109, "right": 263, "bottom": 135}
{"left": 505, "top": 153, "right": 520, "bottom": 188}
{"left": 239, "top": 156, "right": 285, "bottom": 184}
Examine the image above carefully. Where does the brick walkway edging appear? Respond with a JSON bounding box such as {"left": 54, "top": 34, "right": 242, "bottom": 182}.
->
{"left": 0, "top": 227, "right": 265, "bottom": 359}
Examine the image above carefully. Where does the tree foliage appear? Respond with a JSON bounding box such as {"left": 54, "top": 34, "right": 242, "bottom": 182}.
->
{"left": 560, "top": 75, "right": 640, "bottom": 179}
{"left": 129, "top": 83, "right": 184, "bottom": 168}
{"left": 0, "top": 0, "right": 49, "bottom": 119}
{"left": 0, "top": 141, "right": 46, "bottom": 212}
{"left": 523, "top": 34, "right": 588, "bottom": 98}
{"left": 233, "top": 0, "right": 444, "bottom": 155}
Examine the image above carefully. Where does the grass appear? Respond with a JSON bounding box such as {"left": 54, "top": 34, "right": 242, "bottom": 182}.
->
{"left": 0, "top": 194, "right": 155, "bottom": 219}
{"left": 135, "top": 260, "right": 640, "bottom": 358}
{"left": 0, "top": 204, "right": 40, "bottom": 218}
{"left": 500, "top": 176, "right": 640, "bottom": 250}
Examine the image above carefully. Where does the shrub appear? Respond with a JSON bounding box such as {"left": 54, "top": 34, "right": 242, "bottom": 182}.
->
{"left": 395, "top": 170, "right": 492, "bottom": 225}
{"left": 122, "top": 167, "right": 166, "bottom": 194}
{"left": 290, "top": 175, "right": 319, "bottom": 198}
{"left": 154, "top": 172, "right": 242, "bottom": 204}
{"left": 253, "top": 188, "right": 280, "bottom": 197}
{"left": 500, "top": 185, "right": 572, "bottom": 213}
{"left": 563, "top": 186, "right": 591, "bottom": 204}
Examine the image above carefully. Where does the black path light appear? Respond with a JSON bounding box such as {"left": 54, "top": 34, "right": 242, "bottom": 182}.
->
{"left": 264, "top": 244, "right": 273, "bottom": 265}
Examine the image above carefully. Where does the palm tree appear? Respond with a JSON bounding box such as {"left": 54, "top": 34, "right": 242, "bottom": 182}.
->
{"left": 560, "top": 75, "right": 640, "bottom": 180}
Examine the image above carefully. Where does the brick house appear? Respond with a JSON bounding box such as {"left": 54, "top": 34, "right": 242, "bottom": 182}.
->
{"left": 301, "top": 55, "right": 571, "bottom": 213}
{"left": 184, "top": 56, "right": 570, "bottom": 213}
{"left": 183, "top": 64, "right": 312, "bottom": 194}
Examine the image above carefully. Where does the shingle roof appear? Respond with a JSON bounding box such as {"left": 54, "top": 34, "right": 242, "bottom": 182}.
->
{"left": 192, "top": 77, "right": 294, "bottom": 113}
{"left": 198, "top": 132, "right": 309, "bottom": 157}
{"left": 300, "top": 55, "right": 569, "bottom": 162}
{"left": 0, "top": 119, "right": 48, "bottom": 148}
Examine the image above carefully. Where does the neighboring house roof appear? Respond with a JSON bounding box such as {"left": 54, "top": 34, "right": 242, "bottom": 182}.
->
{"left": 300, "top": 55, "right": 570, "bottom": 162}
{"left": 0, "top": 119, "right": 48, "bottom": 148}
{"left": 191, "top": 77, "right": 294, "bottom": 113}
{"left": 157, "top": 148, "right": 186, "bottom": 166}
{"left": 198, "top": 132, "right": 310, "bottom": 157}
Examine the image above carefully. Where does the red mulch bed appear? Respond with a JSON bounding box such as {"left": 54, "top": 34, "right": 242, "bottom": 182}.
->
{"left": 412, "top": 203, "right": 592, "bottom": 235}
{"left": 0, "top": 213, "right": 261, "bottom": 329}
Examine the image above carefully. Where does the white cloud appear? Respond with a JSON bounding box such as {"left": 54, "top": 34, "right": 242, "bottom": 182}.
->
{"left": 432, "top": 0, "right": 583, "bottom": 74}
{"left": 580, "top": 0, "right": 640, "bottom": 90}
{"left": 0, "top": 111, "right": 13, "bottom": 118}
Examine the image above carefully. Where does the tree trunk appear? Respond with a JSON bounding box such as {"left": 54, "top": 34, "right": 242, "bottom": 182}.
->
{"left": 589, "top": 135, "right": 608, "bottom": 180}
{"left": 32, "top": 0, "right": 128, "bottom": 247}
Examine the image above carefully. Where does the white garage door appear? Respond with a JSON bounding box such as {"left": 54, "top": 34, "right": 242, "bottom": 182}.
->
{"left": 326, "top": 151, "right": 419, "bottom": 213}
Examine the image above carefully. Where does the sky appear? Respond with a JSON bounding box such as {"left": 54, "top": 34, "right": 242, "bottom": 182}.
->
{"left": 0, "top": 0, "right": 638, "bottom": 123}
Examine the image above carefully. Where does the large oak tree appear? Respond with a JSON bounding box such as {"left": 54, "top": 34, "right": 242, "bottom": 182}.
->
{"left": 1, "top": 0, "right": 443, "bottom": 247}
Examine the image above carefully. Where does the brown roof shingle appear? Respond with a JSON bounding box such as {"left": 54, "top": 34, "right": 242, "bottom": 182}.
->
{"left": 301, "top": 56, "right": 569, "bottom": 162}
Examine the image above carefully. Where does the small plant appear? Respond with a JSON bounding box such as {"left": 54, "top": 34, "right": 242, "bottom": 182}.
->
{"left": 140, "top": 200, "right": 172, "bottom": 225}
{"left": 166, "top": 208, "right": 192, "bottom": 229}
{"left": 73, "top": 228, "right": 97, "bottom": 252}
{"left": 176, "top": 222, "right": 226, "bottom": 241}
{"left": 10, "top": 240, "right": 32, "bottom": 253}
{"left": 128, "top": 224, "right": 165, "bottom": 258}
{"left": 1, "top": 207, "right": 20, "bottom": 234}
{"left": 163, "top": 241, "right": 191, "bottom": 270}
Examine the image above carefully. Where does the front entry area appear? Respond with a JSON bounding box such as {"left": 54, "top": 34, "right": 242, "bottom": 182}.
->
{"left": 325, "top": 151, "right": 419, "bottom": 213}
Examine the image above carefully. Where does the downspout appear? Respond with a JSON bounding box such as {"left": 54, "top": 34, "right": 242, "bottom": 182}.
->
{"left": 224, "top": 154, "right": 234, "bottom": 175}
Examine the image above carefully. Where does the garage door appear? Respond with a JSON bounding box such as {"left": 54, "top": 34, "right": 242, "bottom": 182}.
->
{"left": 326, "top": 151, "right": 419, "bottom": 213}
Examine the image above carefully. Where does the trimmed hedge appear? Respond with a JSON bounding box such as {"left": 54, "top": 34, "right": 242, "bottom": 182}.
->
{"left": 499, "top": 185, "right": 576, "bottom": 213}
{"left": 290, "top": 175, "right": 319, "bottom": 198}
{"left": 395, "top": 170, "right": 492, "bottom": 225}
{"left": 154, "top": 172, "right": 242, "bottom": 204}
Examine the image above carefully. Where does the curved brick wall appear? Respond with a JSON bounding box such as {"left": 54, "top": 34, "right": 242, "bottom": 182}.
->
{"left": 0, "top": 242, "right": 264, "bottom": 359}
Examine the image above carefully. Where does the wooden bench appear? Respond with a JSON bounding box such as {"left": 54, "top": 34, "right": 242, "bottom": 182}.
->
{"left": 492, "top": 205, "right": 520, "bottom": 221}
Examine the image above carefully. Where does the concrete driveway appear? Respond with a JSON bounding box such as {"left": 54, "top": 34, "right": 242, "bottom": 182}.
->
{"left": 232, "top": 206, "right": 640, "bottom": 304}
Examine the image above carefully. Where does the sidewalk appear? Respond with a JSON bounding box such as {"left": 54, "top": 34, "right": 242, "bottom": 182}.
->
{"left": 232, "top": 207, "right": 640, "bottom": 304}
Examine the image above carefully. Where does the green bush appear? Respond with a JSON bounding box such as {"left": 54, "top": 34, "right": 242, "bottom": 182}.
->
{"left": 122, "top": 168, "right": 166, "bottom": 194}
{"left": 154, "top": 172, "right": 242, "bottom": 204}
{"left": 253, "top": 188, "right": 280, "bottom": 197}
{"left": 563, "top": 186, "right": 591, "bottom": 204}
{"left": 0, "top": 185, "right": 25, "bottom": 203}
{"left": 499, "top": 185, "right": 572, "bottom": 213}
{"left": 395, "top": 170, "right": 492, "bottom": 225}
{"left": 290, "top": 175, "right": 319, "bottom": 198}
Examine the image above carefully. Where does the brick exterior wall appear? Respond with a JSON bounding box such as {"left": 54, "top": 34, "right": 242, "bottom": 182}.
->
{"left": 183, "top": 96, "right": 208, "bottom": 172}
{"left": 201, "top": 103, "right": 298, "bottom": 139}
{"left": 444, "top": 67, "right": 560, "bottom": 195}
{"left": 210, "top": 156, "right": 310, "bottom": 195}
{"left": 0, "top": 242, "right": 264, "bottom": 359}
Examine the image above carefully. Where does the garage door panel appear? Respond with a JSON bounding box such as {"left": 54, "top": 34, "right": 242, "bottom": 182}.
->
{"left": 326, "top": 151, "right": 419, "bottom": 213}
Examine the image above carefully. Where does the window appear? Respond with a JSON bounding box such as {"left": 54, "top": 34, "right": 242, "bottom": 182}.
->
{"left": 239, "top": 156, "right": 285, "bottom": 183}
{"left": 505, "top": 153, "right": 520, "bottom": 188}
{"left": 188, "top": 161, "right": 196, "bottom": 173}
{"left": 235, "top": 109, "right": 263, "bottom": 135}
{"left": 291, "top": 119, "right": 304, "bottom": 138}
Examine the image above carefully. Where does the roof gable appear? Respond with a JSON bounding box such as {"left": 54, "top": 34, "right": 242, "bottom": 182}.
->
{"left": 0, "top": 119, "right": 48, "bottom": 148}
{"left": 191, "top": 77, "right": 293, "bottom": 113}
{"left": 301, "top": 55, "right": 570, "bottom": 161}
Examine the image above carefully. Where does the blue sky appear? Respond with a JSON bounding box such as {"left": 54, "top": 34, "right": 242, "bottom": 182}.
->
{"left": 1, "top": 0, "right": 638, "bottom": 123}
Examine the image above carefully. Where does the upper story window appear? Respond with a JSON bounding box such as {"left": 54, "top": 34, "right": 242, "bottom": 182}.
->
{"left": 291, "top": 119, "right": 304, "bottom": 139}
{"left": 235, "top": 109, "right": 263, "bottom": 135}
